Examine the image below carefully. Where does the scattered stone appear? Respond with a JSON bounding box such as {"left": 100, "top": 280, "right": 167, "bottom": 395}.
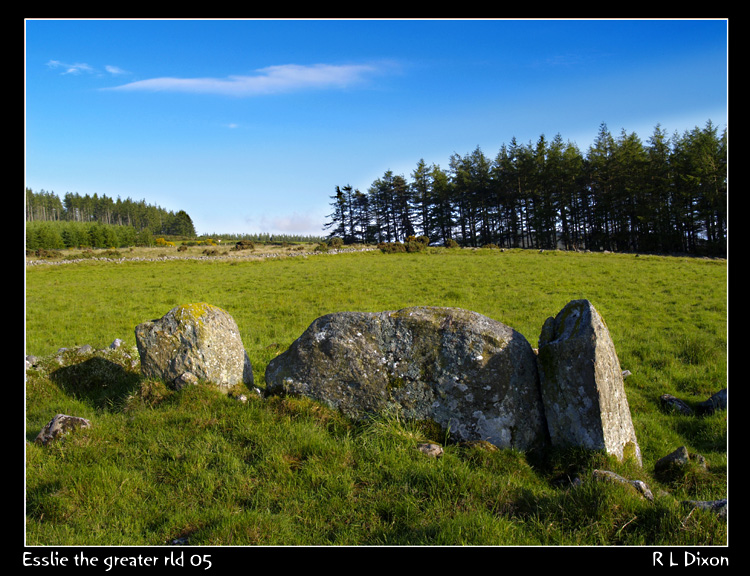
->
{"left": 417, "top": 443, "right": 444, "bottom": 458}
{"left": 696, "top": 388, "right": 727, "bottom": 415}
{"left": 629, "top": 479, "right": 654, "bottom": 501}
{"left": 230, "top": 387, "right": 261, "bottom": 402}
{"left": 135, "top": 303, "right": 253, "bottom": 391}
{"left": 660, "top": 393, "right": 693, "bottom": 415}
{"left": 537, "top": 299, "right": 642, "bottom": 464}
{"left": 622, "top": 369, "right": 632, "bottom": 379}
{"left": 265, "top": 306, "right": 548, "bottom": 451}
{"left": 654, "top": 446, "right": 690, "bottom": 472}
{"left": 659, "top": 389, "right": 726, "bottom": 417}
{"left": 35, "top": 414, "right": 91, "bottom": 446}
{"left": 682, "top": 499, "right": 727, "bottom": 519}
{"left": 592, "top": 469, "right": 654, "bottom": 501}
{"left": 655, "top": 445, "right": 707, "bottom": 475}
{"left": 110, "top": 338, "right": 124, "bottom": 349}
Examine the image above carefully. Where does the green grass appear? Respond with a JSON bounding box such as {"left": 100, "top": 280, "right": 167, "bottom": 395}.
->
{"left": 25, "top": 247, "right": 727, "bottom": 546}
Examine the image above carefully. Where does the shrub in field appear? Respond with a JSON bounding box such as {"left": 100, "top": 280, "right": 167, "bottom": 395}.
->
{"left": 378, "top": 236, "right": 430, "bottom": 254}
{"left": 328, "top": 237, "right": 344, "bottom": 249}
{"left": 405, "top": 235, "right": 430, "bottom": 252}
{"left": 378, "top": 241, "right": 406, "bottom": 253}
{"left": 27, "top": 248, "right": 63, "bottom": 259}
{"left": 232, "top": 240, "right": 255, "bottom": 251}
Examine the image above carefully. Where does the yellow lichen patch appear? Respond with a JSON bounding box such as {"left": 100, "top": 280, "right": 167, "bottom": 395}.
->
{"left": 173, "top": 303, "right": 216, "bottom": 325}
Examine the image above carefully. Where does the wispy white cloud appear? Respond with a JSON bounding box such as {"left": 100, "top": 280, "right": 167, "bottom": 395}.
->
{"left": 47, "top": 60, "right": 129, "bottom": 76}
{"left": 104, "top": 65, "right": 129, "bottom": 75}
{"left": 46, "top": 60, "right": 95, "bottom": 75}
{"left": 108, "top": 63, "right": 381, "bottom": 96}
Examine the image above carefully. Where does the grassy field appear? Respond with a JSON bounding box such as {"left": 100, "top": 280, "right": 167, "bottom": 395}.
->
{"left": 24, "top": 245, "right": 728, "bottom": 547}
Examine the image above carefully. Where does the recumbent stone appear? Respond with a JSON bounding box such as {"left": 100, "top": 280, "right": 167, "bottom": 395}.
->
{"left": 265, "top": 306, "right": 549, "bottom": 451}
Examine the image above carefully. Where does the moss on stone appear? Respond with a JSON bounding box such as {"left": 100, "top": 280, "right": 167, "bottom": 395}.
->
{"left": 622, "top": 440, "right": 639, "bottom": 463}
{"left": 387, "top": 375, "right": 406, "bottom": 389}
{"left": 413, "top": 418, "right": 447, "bottom": 443}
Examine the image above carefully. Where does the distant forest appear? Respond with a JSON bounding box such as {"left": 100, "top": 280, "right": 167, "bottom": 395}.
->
{"left": 25, "top": 190, "right": 196, "bottom": 250}
{"left": 325, "top": 121, "right": 727, "bottom": 256}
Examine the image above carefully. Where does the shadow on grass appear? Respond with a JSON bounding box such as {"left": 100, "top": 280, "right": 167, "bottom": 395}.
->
{"left": 49, "top": 356, "right": 142, "bottom": 411}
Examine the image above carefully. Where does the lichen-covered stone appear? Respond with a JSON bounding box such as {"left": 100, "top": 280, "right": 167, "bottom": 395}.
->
{"left": 265, "top": 306, "right": 548, "bottom": 451}
{"left": 135, "top": 303, "right": 252, "bottom": 390}
{"left": 537, "top": 299, "right": 641, "bottom": 464}
{"left": 654, "top": 445, "right": 691, "bottom": 473}
{"left": 660, "top": 393, "right": 693, "bottom": 415}
{"left": 696, "top": 388, "right": 727, "bottom": 415}
{"left": 35, "top": 413, "right": 91, "bottom": 446}
{"left": 592, "top": 469, "right": 653, "bottom": 501}
{"left": 682, "top": 499, "right": 727, "bottom": 519}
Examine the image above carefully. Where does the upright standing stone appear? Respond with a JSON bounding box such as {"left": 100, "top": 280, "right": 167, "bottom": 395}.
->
{"left": 537, "top": 300, "right": 641, "bottom": 464}
{"left": 135, "top": 303, "right": 253, "bottom": 390}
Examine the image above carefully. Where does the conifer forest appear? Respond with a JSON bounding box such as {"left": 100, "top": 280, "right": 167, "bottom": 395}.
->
{"left": 26, "top": 121, "right": 726, "bottom": 257}
{"left": 325, "top": 122, "right": 727, "bottom": 256}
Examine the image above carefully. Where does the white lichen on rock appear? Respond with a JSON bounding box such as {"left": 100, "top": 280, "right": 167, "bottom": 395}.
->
{"left": 265, "top": 306, "right": 548, "bottom": 451}
{"left": 537, "top": 299, "right": 641, "bottom": 464}
{"left": 135, "top": 303, "right": 252, "bottom": 390}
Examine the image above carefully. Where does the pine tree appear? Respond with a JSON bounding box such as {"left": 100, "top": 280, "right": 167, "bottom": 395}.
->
{"left": 430, "top": 164, "right": 453, "bottom": 245}
{"left": 169, "top": 210, "right": 197, "bottom": 236}
{"left": 323, "top": 185, "right": 349, "bottom": 241}
{"left": 410, "top": 159, "right": 433, "bottom": 238}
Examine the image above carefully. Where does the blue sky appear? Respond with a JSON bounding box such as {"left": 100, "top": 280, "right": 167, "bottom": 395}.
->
{"left": 25, "top": 19, "right": 727, "bottom": 236}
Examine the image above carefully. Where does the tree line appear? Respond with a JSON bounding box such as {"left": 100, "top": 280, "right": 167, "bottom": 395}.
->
{"left": 325, "top": 121, "right": 727, "bottom": 256}
{"left": 25, "top": 189, "right": 196, "bottom": 250}
{"left": 25, "top": 189, "right": 196, "bottom": 237}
